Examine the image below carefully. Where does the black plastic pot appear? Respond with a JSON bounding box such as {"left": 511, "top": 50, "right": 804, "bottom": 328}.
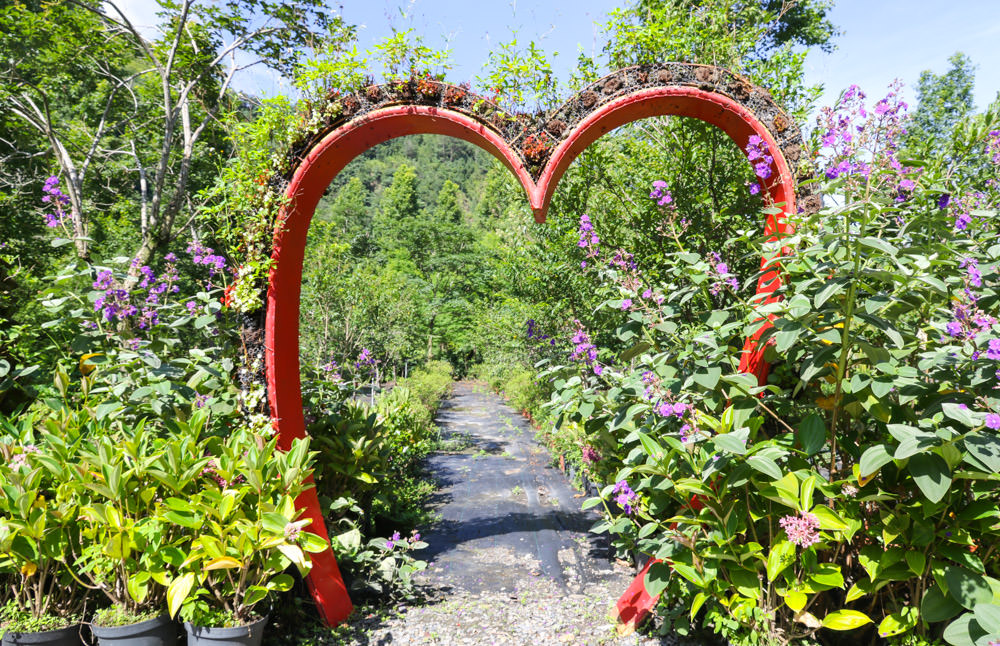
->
{"left": 90, "top": 615, "right": 177, "bottom": 646}
{"left": 183, "top": 615, "right": 267, "bottom": 646}
{"left": 2, "top": 624, "right": 83, "bottom": 646}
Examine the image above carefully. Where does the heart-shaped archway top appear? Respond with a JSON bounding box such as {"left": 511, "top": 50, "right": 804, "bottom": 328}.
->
{"left": 257, "top": 62, "right": 820, "bottom": 625}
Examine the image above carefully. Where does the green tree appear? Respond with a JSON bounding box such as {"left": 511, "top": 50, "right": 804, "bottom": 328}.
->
{"left": 434, "top": 180, "right": 463, "bottom": 223}
{"left": 1, "top": 0, "right": 339, "bottom": 269}
{"left": 906, "top": 52, "right": 977, "bottom": 152}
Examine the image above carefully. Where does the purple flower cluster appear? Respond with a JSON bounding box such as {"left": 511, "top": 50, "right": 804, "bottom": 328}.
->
{"left": 321, "top": 359, "right": 342, "bottom": 381}
{"left": 41, "top": 176, "right": 70, "bottom": 228}
{"left": 577, "top": 214, "right": 600, "bottom": 269}
{"left": 988, "top": 130, "right": 1000, "bottom": 165}
{"left": 649, "top": 180, "right": 673, "bottom": 206}
{"left": 944, "top": 301, "right": 996, "bottom": 341}
{"left": 612, "top": 480, "right": 639, "bottom": 515}
{"left": 91, "top": 253, "right": 183, "bottom": 329}
{"left": 655, "top": 401, "right": 688, "bottom": 418}
{"left": 355, "top": 348, "right": 376, "bottom": 369}
{"left": 745, "top": 135, "right": 773, "bottom": 183}
{"left": 386, "top": 530, "right": 402, "bottom": 549}
{"left": 817, "top": 82, "right": 915, "bottom": 196}
{"left": 581, "top": 445, "right": 601, "bottom": 464}
{"left": 569, "top": 320, "right": 602, "bottom": 376}
{"left": 986, "top": 413, "right": 1000, "bottom": 430}
{"left": 949, "top": 192, "right": 990, "bottom": 232}
{"left": 707, "top": 252, "right": 739, "bottom": 295}
{"left": 779, "top": 512, "right": 821, "bottom": 548}
{"left": 962, "top": 258, "right": 983, "bottom": 288}
{"left": 186, "top": 242, "right": 227, "bottom": 277}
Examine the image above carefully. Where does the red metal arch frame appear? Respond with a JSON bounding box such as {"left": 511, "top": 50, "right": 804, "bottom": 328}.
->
{"left": 266, "top": 86, "right": 796, "bottom": 625}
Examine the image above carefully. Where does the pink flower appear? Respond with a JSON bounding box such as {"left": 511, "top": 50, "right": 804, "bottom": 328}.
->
{"left": 779, "top": 512, "right": 821, "bottom": 548}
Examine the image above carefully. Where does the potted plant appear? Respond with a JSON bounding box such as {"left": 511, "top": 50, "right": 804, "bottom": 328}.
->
{"left": 74, "top": 423, "right": 197, "bottom": 645}
{"left": 0, "top": 412, "right": 88, "bottom": 646}
{"left": 166, "top": 430, "right": 327, "bottom": 646}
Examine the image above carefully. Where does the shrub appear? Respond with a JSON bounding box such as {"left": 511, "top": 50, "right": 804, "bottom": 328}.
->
{"left": 545, "top": 89, "right": 1000, "bottom": 645}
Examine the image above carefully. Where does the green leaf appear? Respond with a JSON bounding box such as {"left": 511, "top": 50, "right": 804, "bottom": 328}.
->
{"left": 906, "top": 551, "right": 927, "bottom": 577}
{"left": 815, "top": 278, "right": 847, "bottom": 308}
{"left": 773, "top": 472, "right": 799, "bottom": 508}
{"left": 942, "top": 403, "right": 979, "bottom": 428}
{"left": 644, "top": 561, "right": 672, "bottom": 597}
{"left": 713, "top": 429, "right": 749, "bottom": 455}
{"left": 637, "top": 431, "right": 666, "bottom": 461}
{"left": 785, "top": 590, "right": 807, "bottom": 612}
{"left": 244, "top": 586, "right": 269, "bottom": 607}
{"left": 766, "top": 540, "right": 796, "bottom": 582}
{"left": 859, "top": 445, "right": 893, "bottom": 478}
{"left": 821, "top": 610, "right": 873, "bottom": 631}
{"left": 909, "top": 453, "right": 952, "bottom": 503}
{"left": 693, "top": 366, "right": 722, "bottom": 390}
{"left": 797, "top": 413, "right": 826, "bottom": 456}
{"left": 748, "top": 455, "right": 782, "bottom": 480}
{"left": 167, "top": 573, "right": 195, "bottom": 619}
{"left": 973, "top": 604, "right": 1000, "bottom": 634}
{"left": 877, "top": 608, "right": 917, "bottom": 638}
{"left": 922, "top": 585, "right": 963, "bottom": 623}
{"left": 858, "top": 236, "right": 898, "bottom": 256}
{"left": 689, "top": 592, "right": 708, "bottom": 621}
{"left": 811, "top": 505, "right": 848, "bottom": 532}
{"left": 964, "top": 433, "right": 1000, "bottom": 473}
{"left": 944, "top": 567, "right": 993, "bottom": 610}
{"left": 942, "top": 613, "right": 988, "bottom": 646}
{"left": 809, "top": 563, "right": 844, "bottom": 589}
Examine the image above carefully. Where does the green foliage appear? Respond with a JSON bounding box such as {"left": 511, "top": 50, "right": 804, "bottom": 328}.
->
{"left": 166, "top": 431, "right": 326, "bottom": 626}
{"left": 545, "top": 87, "right": 1000, "bottom": 645}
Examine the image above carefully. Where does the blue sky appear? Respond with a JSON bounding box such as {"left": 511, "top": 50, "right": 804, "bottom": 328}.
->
{"left": 117, "top": 0, "right": 1000, "bottom": 111}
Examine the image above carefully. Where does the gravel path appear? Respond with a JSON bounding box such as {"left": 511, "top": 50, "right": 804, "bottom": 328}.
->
{"left": 334, "top": 382, "right": 699, "bottom": 646}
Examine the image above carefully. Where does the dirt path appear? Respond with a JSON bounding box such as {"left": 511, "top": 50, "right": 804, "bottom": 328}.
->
{"left": 337, "top": 382, "right": 689, "bottom": 646}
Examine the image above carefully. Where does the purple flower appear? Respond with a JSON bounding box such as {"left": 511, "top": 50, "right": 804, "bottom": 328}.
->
{"left": 194, "top": 394, "right": 209, "bottom": 408}
{"left": 707, "top": 253, "right": 739, "bottom": 295}
{"left": 284, "top": 523, "right": 301, "bottom": 542}
{"left": 937, "top": 194, "right": 951, "bottom": 210}
{"left": 946, "top": 321, "right": 963, "bottom": 337}
{"left": 649, "top": 180, "right": 673, "bottom": 206}
{"left": 779, "top": 512, "right": 821, "bottom": 548}
{"left": 620, "top": 299, "right": 632, "bottom": 311}
{"left": 985, "top": 413, "right": 1000, "bottom": 430}
{"left": 745, "top": 136, "right": 774, "bottom": 180}
{"left": 612, "top": 480, "right": 639, "bottom": 515}
{"left": 355, "top": 348, "right": 375, "bottom": 368}
{"left": 671, "top": 402, "right": 687, "bottom": 417}
{"left": 93, "top": 270, "right": 114, "bottom": 291}
{"left": 386, "top": 530, "right": 402, "bottom": 549}
{"left": 581, "top": 445, "right": 601, "bottom": 464}
{"left": 962, "top": 258, "right": 982, "bottom": 288}
{"left": 987, "top": 339, "right": 1000, "bottom": 361}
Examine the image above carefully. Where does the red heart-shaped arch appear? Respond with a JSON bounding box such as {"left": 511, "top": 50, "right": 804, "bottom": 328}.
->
{"left": 266, "top": 79, "right": 800, "bottom": 626}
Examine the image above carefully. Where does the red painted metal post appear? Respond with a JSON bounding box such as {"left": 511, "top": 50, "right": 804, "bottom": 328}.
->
{"left": 267, "top": 107, "right": 534, "bottom": 625}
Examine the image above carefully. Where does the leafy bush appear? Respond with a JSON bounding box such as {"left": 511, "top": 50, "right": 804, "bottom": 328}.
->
{"left": 545, "top": 89, "right": 1000, "bottom": 645}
